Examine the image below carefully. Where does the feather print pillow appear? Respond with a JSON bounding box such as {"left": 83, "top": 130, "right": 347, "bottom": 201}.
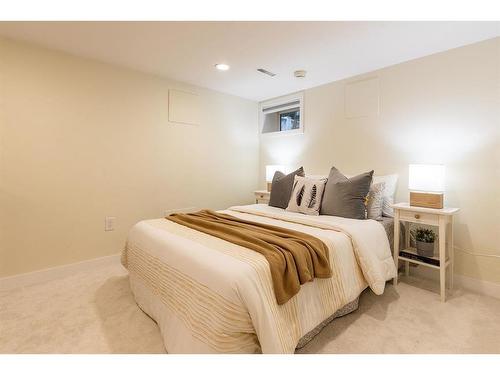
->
{"left": 286, "top": 176, "right": 327, "bottom": 216}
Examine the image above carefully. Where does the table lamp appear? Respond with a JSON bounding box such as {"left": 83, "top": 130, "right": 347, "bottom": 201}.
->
{"left": 409, "top": 164, "right": 445, "bottom": 209}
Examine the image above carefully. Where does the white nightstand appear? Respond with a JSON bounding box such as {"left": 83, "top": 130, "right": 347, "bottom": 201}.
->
{"left": 254, "top": 190, "right": 270, "bottom": 204}
{"left": 392, "top": 202, "right": 460, "bottom": 302}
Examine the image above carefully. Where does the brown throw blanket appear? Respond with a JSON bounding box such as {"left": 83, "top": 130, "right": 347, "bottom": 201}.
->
{"left": 166, "top": 210, "right": 332, "bottom": 305}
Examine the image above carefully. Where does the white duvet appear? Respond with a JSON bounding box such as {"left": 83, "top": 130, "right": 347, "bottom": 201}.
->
{"left": 122, "top": 204, "right": 396, "bottom": 353}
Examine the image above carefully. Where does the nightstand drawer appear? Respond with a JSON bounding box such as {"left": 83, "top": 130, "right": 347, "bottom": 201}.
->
{"left": 399, "top": 210, "right": 439, "bottom": 225}
{"left": 254, "top": 190, "right": 270, "bottom": 204}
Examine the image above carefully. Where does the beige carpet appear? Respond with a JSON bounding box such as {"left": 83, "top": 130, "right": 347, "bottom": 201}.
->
{"left": 1, "top": 259, "right": 499, "bottom": 354}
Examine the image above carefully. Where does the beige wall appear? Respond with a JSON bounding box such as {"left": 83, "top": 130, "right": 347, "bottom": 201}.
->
{"left": 1, "top": 35, "right": 499, "bottom": 285}
{"left": 260, "top": 37, "right": 500, "bottom": 284}
{"left": 0, "top": 37, "right": 259, "bottom": 277}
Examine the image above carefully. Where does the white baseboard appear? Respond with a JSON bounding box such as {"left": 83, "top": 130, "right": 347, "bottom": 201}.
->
{"left": 0, "top": 253, "right": 121, "bottom": 292}
{"left": 410, "top": 266, "right": 500, "bottom": 300}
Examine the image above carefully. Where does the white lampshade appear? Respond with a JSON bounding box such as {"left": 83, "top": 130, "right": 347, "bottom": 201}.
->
{"left": 266, "top": 165, "right": 287, "bottom": 182}
{"left": 409, "top": 164, "right": 445, "bottom": 192}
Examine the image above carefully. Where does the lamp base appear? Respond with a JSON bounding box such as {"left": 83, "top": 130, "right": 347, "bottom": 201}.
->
{"left": 267, "top": 182, "right": 272, "bottom": 192}
{"left": 410, "top": 192, "right": 444, "bottom": 209}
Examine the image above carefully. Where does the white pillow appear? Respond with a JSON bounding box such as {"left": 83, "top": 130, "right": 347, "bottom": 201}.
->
{"left": 305, "top": 174, "right": 328, "bottom": 180}
{"left": 366, "top": 181, "right": 385, "bottom": 220}
{"left": 372, "top": 174, "right": 398, "bottom": 217}
{"left": 286, "top": 176, "right": 327, "bottom": 216}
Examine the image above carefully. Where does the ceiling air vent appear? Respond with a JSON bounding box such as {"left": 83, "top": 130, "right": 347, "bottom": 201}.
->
{"left": 257, "top": 68, "right": 276, "bottom": 77}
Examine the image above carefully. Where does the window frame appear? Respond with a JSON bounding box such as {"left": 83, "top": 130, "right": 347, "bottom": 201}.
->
{"left": 259, "top": 92, "right": 304, "bottom": 137}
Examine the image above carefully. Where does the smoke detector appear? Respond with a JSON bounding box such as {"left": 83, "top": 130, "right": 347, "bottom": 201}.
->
{"left": 294, "top": 70, "right": 306, "bottom": 78}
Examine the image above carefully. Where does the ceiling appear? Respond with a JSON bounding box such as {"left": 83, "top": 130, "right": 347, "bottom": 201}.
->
{"left": 0, "top": 21, "right": 498, "bottom": 101}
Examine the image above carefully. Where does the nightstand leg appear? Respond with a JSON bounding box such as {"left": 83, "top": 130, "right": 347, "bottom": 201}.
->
{"left": 439, "top": 216, "right": 446, "bottom": 302}
{"left": 393, "top": 211, "right": 400, "bottom": 285}
{"left": 449, "top": 217, "right": 454, "bottom": 290}
{"left": 405, "top": 222, "right": 410, "bottom": 276}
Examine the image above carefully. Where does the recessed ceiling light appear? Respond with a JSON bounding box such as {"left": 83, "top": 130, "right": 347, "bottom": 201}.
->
{"left": 215, "top": 63, "right": 230, "bottom": 71}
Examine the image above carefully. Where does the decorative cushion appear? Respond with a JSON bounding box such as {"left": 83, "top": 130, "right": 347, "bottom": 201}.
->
{"left": 268, "top": 167, "right": 305, "bottom": 209}
{"left": 320, "top": 166, "right": 374, "bottom": 219}
{"left": 372, "top": 174, "right": 399, "bottom": 217}
{"left": 286, "top": 176, "right": 327, "bottom": 216}
{"left": 366, "top": 181, "right": 385, "bottom": 221}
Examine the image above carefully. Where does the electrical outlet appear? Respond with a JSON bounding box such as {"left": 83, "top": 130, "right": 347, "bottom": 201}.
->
{"left": 105, "top": 216, "right": 116, "bottom": 231}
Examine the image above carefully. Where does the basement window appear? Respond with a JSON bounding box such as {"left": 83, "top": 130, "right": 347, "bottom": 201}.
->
{"left": 279, "top": 109, "right": 300, "bottom": 131}
{"left": 260, "top": 92, "right": 304, "bottom": 135}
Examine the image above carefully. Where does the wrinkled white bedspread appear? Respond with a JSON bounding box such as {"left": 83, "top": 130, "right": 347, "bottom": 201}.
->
{"left": 123, "top": 204, "right": 396, "bottom": 353}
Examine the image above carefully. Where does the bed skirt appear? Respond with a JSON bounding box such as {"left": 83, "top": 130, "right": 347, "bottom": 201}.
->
{"left": 295, "top": 297, "right": 359, "bottom": 350}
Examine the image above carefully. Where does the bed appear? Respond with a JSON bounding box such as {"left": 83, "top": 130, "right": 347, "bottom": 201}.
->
{"left": 121, "top": 204, "right": 396, "bottom": 353}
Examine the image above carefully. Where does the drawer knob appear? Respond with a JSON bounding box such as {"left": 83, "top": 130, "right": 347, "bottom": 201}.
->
{"left": 414, "top": 214, "right": 420, "bottom": 219}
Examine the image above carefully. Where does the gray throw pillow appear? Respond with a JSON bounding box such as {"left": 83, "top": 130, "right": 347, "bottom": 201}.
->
{"left": 268, "top": 167, "right": 305, "bottom": 209}
{"left": 320, "top": 167, "right": 374, "bottom": 219}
